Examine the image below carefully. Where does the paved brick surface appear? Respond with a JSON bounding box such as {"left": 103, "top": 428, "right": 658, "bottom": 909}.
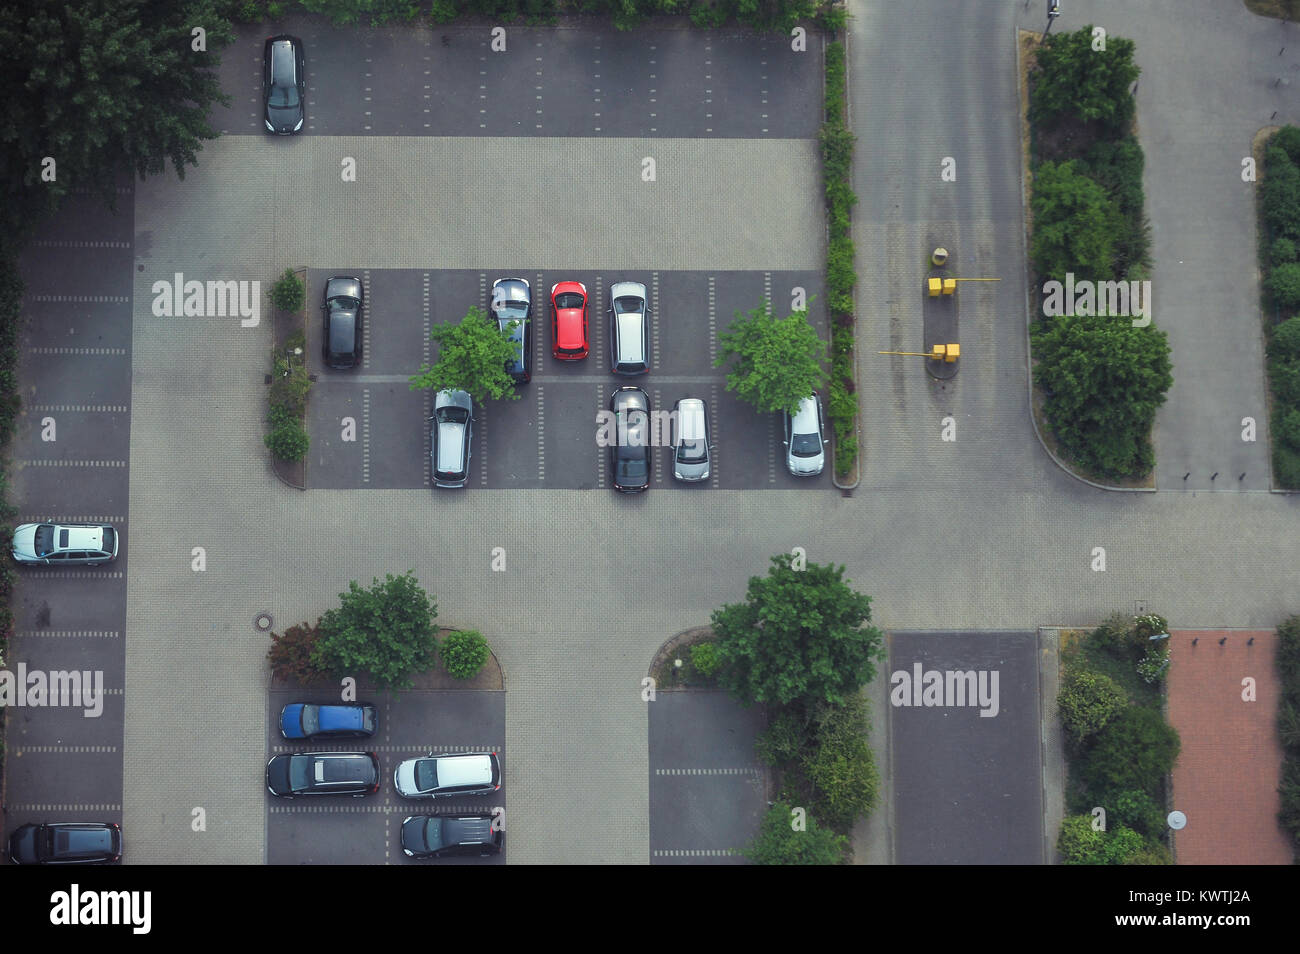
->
{"left": 1167, "top": 629, "right": 1291, "bottom": 865}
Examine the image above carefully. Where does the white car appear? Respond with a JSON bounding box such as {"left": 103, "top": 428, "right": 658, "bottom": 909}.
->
{"left": 394, "top": 752, "right": 501, "bottom": 798}
{"left": 671, "top": 398, "right": 711, "bottom": 482}
{"left": 782, "top": 392, "right": 827, "bottom": 477}
{"left": 11, "top": 523, "right": 119, "bottom": 565}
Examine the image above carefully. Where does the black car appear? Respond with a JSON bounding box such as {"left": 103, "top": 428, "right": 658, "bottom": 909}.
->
{"left": 263, "top": 35, "right": 305, "bottom": 135}
{"left": 322, "top": 276, "right": 363, "bottom": 368}
{"left": 490, "top": 278, "right": 532, "bottom": 385}
{"left": 609, "top": 386, "right": 651, "bottom": 493}
{"left": 8, "top": 822, "right": 122, "bottom": 865}
{"left": 265, "top": 751, "right": 380, "bottom": 797}
{"left": 400, "top": 814, "right": 503, "bottom": 858}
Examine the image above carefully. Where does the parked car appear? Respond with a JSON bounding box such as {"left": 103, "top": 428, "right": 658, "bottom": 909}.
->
{"left": 431, "top": 389, "right": 474, "bottom": 488}
{"left": 671, "top": 397, "right": 711, "bottom": 482}
{"left": 491, "top": 278, "right": 532, "bottom": 385}
{"left": 608, "top": 281, "right": 649, "bottom": 374}
{"left": 783, "top": 391, "right": 827, "bottom": 476}
{"left": 11, "top": 523, "right": 119, "bottom": 566}
{"left": 550, "top": 281, "right": 589, "bottom": 359}
{"left": 265, "top": 751, "right": 380, "bottom": 797}
{"left": 262, "top": 35, "right": 305, "bottom": 135}
{"left": 7, "top": 822, "right": 122, "bottom": 865}
{"left": 322, "top": 276, "right": 363, "bottom": 369}
{"left": 609, "top": 386, "right": 651, "bottom": 493}
{"left": 394, "top": 752, "right": 501, "bottom": 798}
{"left": 279, "top": 703, "right": 377, "bottom": 740}
{"left": 400, "top": 813, "right": 503, "bottom": 858}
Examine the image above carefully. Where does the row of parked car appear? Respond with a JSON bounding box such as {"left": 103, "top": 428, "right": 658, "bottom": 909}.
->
{"left": 269, "top": 702, "right": 504, "bottom": 859}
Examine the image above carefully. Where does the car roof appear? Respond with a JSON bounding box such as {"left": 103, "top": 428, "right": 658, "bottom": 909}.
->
{"left": 791, "top": 393, "right": 820, "bottom": 432}
{"left": 432, "top": 753, "right": 493, "bottom": 786}
{"left": 59, "top": 525, "right": 106, "bottom": 551}
{"left": 615, "top": 312, "right": 645, "bottom": 360}
{"left": 611, "top": 387, "right": 649, "bottom": 412}
{"left": 675, "top": 399, "right": 706, "bottom": 439}
{"left": 325, "top": 276, "right": 362, "bottom": 300}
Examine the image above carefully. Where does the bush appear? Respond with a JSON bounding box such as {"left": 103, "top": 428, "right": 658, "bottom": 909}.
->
{"left": 824, "top": 42, "right": 845, "bottom": 120}
{"left": 827, "top": 234, "right": 856, "bottom": 298}
{"left": 269, "top": 355, "right": 311, "bottom": 417}
{"left": 1275, "top": 408, "right": 1300, "bottom": 452}
{"left": 1113, "top": 788, "right": 1166, "bottom": 838}
{"left": 1278, "top": 615, "right": 1300, "bottom": 688}
{"left": 270, "top": 268, "right": 305, "bottom": 313}
{"left": 1058, "top": 670, "right": 1128, "bottom": 744}
{"left": 1270, "top": 316, "right": 1300, "bottom": 362}
{"left": 690, "top": 641, "right": 721, "bottom": 677}
{"left": 1124, "top": 842, "right": 1173, "bottom": 865}
{"left": 755, "top": 705, "right": 810, "bottom": 767}
{"left": 746, "top": 801, "right": 848, "bottom": 864}
{"left": 1270, "top": 358, "right": 1300, "bottom": 405}
{"left": 1081, "top": 705, "right": 1181, "bottom": 797}
{"left": 1275, "top": 445, "right": 1300, "bottom": 488}
{"left": 1262, "top": 147, "right": 1300, "bottom": 240}
{"left": 1030, "top": 160, "right": 1121, "bottom": 284}
{"left": 803, "top": 696, "right": 879, "bottom": 830}
{"left": 265, "top": 420, "right": 309, "bottom": 461}
{"left": 268, "top": 621, "right": 329, "bottom": 682}
{"left": 1057, "top": 814, "right": 1105, "bottom": 864}
{"left": 1273, "top": 124, "right": 1300, "bottom": 166}
{"left": 1136, "top": 643, "right": 1171, "bottom": 684}
{"left": 1266, "top": 263, "right": 1300, "bottom": 312}
{"left": 1272, "top": 236, "right": 1298, "bottom": 267}
{"left": 820, "top": 122, "right": 855, "bottom": 182}
{"left": 440, "top": 629, "right": 490, "bottom": 679}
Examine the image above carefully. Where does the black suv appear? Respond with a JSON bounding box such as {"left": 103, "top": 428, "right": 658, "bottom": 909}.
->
{"left": 265, "top": 751, "right": 380, "bottom": 797}
{"left": 7, "top": 822, "right": 122, "bottom": 864}
{"left": 263, "top": 35, "right": 305, "bottom": 135}
{"left": 400, "top": 814, "right": 503, "bottom": 858}
{"left": 609, "top": 386, "right": 652, "bottom": 492}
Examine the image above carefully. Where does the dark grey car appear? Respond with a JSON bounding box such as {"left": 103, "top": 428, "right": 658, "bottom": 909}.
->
{"left": 265, "top": 751, "right": 380, "bottom": 797}
{"left": 431, "top": 390, "right": 473, "bottom": 488}
{"left": 401, "top": 814, "right": 503, "bottom": 858}
{"left": 609, "top": 386, "right": 651, "bottom": 492}
{"left": 7, "top": 822, "right": 121, "bottom": 865}
{"left": 263, "top": 35, "right": 305, "bottom": 135}
{"left": 322, "top": 276, "right": 363, "bottom": 369}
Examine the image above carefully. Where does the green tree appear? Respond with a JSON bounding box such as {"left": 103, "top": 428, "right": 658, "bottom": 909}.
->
{"left": 0, "top": 0, "right": 234, "bottom": 244}
{"left": 711, "top": 555, "right": 885, "bottom": 707}
{"left": 408, "top": 306, "right": 521, "bottom": 403}
{"left": 715, "top": 306, "right": 827, "bottom": 416}
{"left": 745, "top": 801, "right": 848, "bottom": 865}
{"left": 1271, "top": 237, "right": 1298, "bottom": 268}
{"left": 312, "top": 571, "right": 439, "bottom": 690}
{"left": 1030, "top": 26, "right": 1139, "bottom": 134}
{"left": 1031, "top": 160, "right": 1121, "bottom": 284}
{"left": 1058, "top": 670, "right": 1128, "bottom": 745}
{"left": 265, "top": 419, "right": 309, "bottom": 461}
{"left": 439, "top": 629, "right": 490, "bottom": 680}
{"left": 1031, "top": 311, "right": 1172, "bottom": 479}
{"left": 1081, "top": 705, "right": 1181, "bottom": 797}
{"left": 1266, "top": 263, "right": 1300, "bottom": 313}
{"left": 270, "top": 269, "right": 305, "bottom": 313}
{"left": 803, "top": 695, "right": 880, "bottom": 829}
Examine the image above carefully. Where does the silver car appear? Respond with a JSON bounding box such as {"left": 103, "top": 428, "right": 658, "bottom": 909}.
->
{"left": 11, "top": 523, "right": 119, "bottom": 565}
{"left": 431, "top": 389, "right": 473, "bottom": 488}
{"left": 783, "top": 392, "right": 827, "bottom": 477}
{"left": 671, "top": 398, "right": 711, "bottom": 482}
{"left": 608, "top": 281, "right": 649, "bottom": 375}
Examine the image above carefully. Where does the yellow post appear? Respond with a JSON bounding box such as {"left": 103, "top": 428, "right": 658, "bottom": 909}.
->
{"left": 942, "top": 278, "right": 957, "bottom": 295}
{"left": 927, "top": 277, "right": 943, "bottom": 297}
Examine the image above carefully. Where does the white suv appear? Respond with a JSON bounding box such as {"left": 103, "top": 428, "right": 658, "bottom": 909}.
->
{"left": 783, "top": 392, "right": 827, "bottom": 477}
{"left": 11, "top": 523, "right": 119, "bottom": 565}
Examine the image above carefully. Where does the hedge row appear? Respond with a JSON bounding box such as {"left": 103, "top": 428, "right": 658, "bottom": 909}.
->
{"left": 232, "top": 0, "right": 847, "bottom": 32}
{"left": 0, "top": 251, "right": 20, "bottom": 667}
{"left": 1276, "top": 615, "right": 1300, "bottom": 861}
{"left": 1057, "top": 614, "right": 1177, "bottom": 865}
{"left": 821, "top": 39, "right": 858, "bottom": 480}
{"left": 1259, "top": 127, "right": 1300, "bottom": 488}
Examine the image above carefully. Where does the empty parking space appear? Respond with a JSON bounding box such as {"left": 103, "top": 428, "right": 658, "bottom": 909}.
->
{"left": 648, "top": 691, "right": 766, "bottom": 864}
{"left": 266, "top": 689, "right": 505, "bottom": 865}
{"left": 890, "top": 631, "right": 1042, "bottom": 864}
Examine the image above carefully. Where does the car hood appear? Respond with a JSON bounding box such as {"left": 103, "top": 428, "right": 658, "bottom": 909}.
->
{"left": 11, "top": 524, "right": 37, "bottom": 558}
{"left": 401, "top": 816, "right": 431, "bottom": 852}
{"left": 279, "top": 704, "right": 305, "bottom": 738}
{"left": 7, "top": 824, "right": 38, "bottom": 863}
{"left": 266, "top": 755, "right": 292, "bottom": 795}
{"left": 788, "top": 449, "right": 824, "bottom": 475}
{"left": 394, "top": 759, "right": 420, "bottom": 796}
{"left": 675, "top": 459, "right": 710, "bottom": 481}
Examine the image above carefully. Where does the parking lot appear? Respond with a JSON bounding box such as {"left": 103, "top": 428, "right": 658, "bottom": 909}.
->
{"left": 647, "top": 691, "right": 767, "bottom": 863}
{"left": 265, "top": 689, "right": 505, "bottom": 864}
{"left": 306, "top": 267, "right": 830, "bottom": 491}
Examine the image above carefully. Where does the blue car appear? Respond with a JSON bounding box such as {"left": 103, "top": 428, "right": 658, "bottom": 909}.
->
{"left": 279, "top": 703, "right": 377, "bottom": 740}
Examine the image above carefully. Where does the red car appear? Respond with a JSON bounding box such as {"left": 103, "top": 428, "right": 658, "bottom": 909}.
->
{"left": 550, "top": 281, "right": 589, "bottom": 359}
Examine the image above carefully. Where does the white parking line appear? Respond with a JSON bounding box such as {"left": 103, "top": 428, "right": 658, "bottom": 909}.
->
{"left": 536, "top": 385, "right": 546, "bottom": 482}
{"left": 362, "top": 269, "right": 371, "bottom": 370}
{"left": 19, "top": 515, "right": 125, "bottom": 524}
{"left": 710, "top": 383, "right": 720, "bottom": 489}
{"left": 20, "top": 571, "right": 125, "bottom": 580}
{"left": 478, "top": 402, "right": 488, "bottom": 487}
{"left": 29, "top": 296, "right": 128, "bottom": 304}
{"left": 764, "top": 272, "right": 772, "bottom": 314}
{"left": 362, "top": 389, "right": 371, "bottom": 484}
{"left": 13, "top": 630, "right": 121, "bottom": 639}
{"left": 651, "top": 271, "right": 660, "bottom": 371}
{"left": 13, "top": 745, "right": 118, "bottom": 755}
{"left": 27, "top": 347, "right": 127, "bottom": 356}
{"left": 767, "top": 416, "right": 777, "bottom": 485}
{"left": 653, "top": 387, "right": 663, "bottom": 484}
{"left": 16, "top": 459, "right": 127, "bottom": 468}
{"left": 28, "top": 405, "right": 127, "bottom": 413}
{"left": 7, "top": 803, "right": 122, "bottom": 812}
{"left": 652, "top": 849, "right": 738, "bottom": 857}
{"left": 654, "top": 767, "right": 761, "bottom": 776}
{"left": 596, "top": 382, "right": 606, "bottom": 488}
{"left": 707, "top": 275, "right": 717, "bottom": 366}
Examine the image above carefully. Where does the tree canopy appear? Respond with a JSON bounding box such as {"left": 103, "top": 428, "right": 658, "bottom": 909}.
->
{"left": 714, "top": 306, "right": 827, "bottom": 416}
{"left": 408, "top": 306, "right": 522, "bottom": 403}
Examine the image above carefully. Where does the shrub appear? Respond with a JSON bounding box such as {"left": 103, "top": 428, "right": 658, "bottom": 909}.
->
{"left": 1058, "top": 814, "right": 1105, "bottom": 864}
{"left": 1136, "top": 643, "right": 1171, "bottom": 685}
{"left": 268, "top": 402, "right": 297, "bottom": 430}
{"left": 1124, "top": 842, "right": 1173, "bottom": 865}
{"left": 820, "top": 122, "right": 855, "bottom": 181}
{"left": 1081, "top": 705, "right": 1181, "bottom": 797}
{"left": 824, "top": 42, "right": 845, "bottom": 120}
{"left": 690, "top": 641, "right": 721, "bottom": 677}
{"left": 755, "top": 705, "right": 810, "bottom": 767}
{"left": 430, "top": 0, "right": 458, "bottom": 23}
{"left": 1275, "top": 408, "right": 1300, "bottom": 452}
{"left": 827, "top": 234, "right": 856, "bottom": 298}
{"left": 1270, "top": 316, "right": 1300, "bottom": 362}
{"left": 1272, "top": 237, "right": 1298, "bottom": 267}
{"left": 1262, "top": 147, "right": 1300, "bottom": 240}
{"left": 803, "top": 696, "right": 879, "bottom": 830}
{"left": 269, "top": 355, "right": 311, "bottom": 417}
{"left": 1278, "top": 615, "right": 1300, "bottom": 688}
{"left": 265, "top": 420, "right": 309, "bottom": 461}
{"left": 268, "top": 621, "right": 329, "bottom": 682}
{"left": 1058, "top": 670, "right": 1128, "bottom": 744}
{"left": 746, "top": 801, "right": 848, "bottom": 865}
{"left": 1266, "top": 263, "right": 1300, "bottom": 312}
{"left": 270, "top": 268, "right": 305, "bottom": 313}
{"left": 1275, "top": 445, "right": 1300, "bottom": 488}
{"left": 440, "top": 629, "right": 490, "bottom": 679}
{"left": 1273, "top": 124, "right": 1300, "bottom": 166}
{"left": 1270, "top": 358, "right": 1300, "bottom": 405}
{"left": 1113, "top": 788, "right": 1166, "bottom": 838}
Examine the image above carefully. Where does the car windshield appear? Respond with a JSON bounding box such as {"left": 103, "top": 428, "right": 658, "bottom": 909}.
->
{"left": 34, "top": 525, "right": 55, "bottom": 557}
{"left": 269, "top": 84, "right": 300, "bottom": 109}
{"left": 618, "top": 458, "right": 648, "bottom": 481}
{"left": 329, "top": 296, "right": 359, "bottom": 310}
{"left": 414, "top": 760, "right": 438, "bottom": 792}
{"left": 613, "top": 296, "right": 642, "bottom": 315}
{"left": 677, "top": 438, "right": 707, "bottom": 463}
{"left": 496, "top": 301, "right": 528, "bottom": 319}
{"left": 555, "top": 292, "right": 584, "bottom": 309}
{"left": 437, "top": 407, "right": 468, "bottom": 424}
{"left": 288, "top": 755, "right": 312, "bottom": 791}
{"left": 791, "top": 433, "right": 822, "bottom": 456}
{"left": 299, "top": 705, "right": 319, "bottom": 735}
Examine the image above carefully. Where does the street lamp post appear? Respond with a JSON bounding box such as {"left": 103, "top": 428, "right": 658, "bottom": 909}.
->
{"left": 1043, "top": 0, "right": 1060, "bottom": 41}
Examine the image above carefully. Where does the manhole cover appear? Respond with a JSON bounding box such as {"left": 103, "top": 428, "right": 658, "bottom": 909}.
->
{"left": 254, "top": 612, "right": 274, "bottom": 632}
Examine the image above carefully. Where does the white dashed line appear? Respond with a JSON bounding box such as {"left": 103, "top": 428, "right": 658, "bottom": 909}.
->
{"left": 362, "top": 389, "right": 371, "bottom": 484}
{"left": 13, "top": 631, "right": 121, "bottom": 639}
